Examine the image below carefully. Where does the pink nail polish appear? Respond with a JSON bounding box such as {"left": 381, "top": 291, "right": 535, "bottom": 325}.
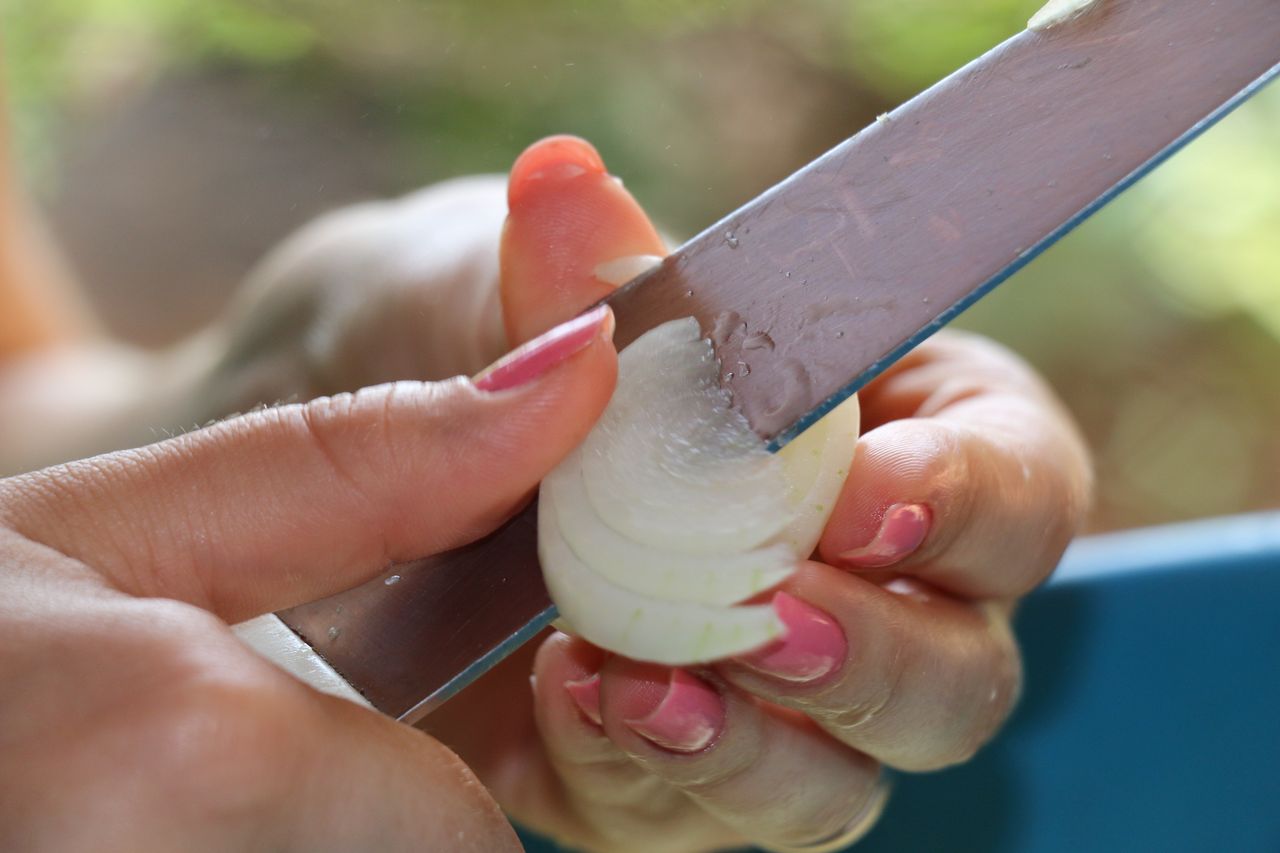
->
{"left": 508, "top": 135, "right": 606, "bottom": 208}
{"left": 624, "top": 669, "right": 724, "bottom": 754}
{"left": 473, "top": 306, "right": 613, "bottom": 392}
{"left": 736, "top": 592, "right": 846, "bottom": 683}
{"left": 565, "top": 674, "right": 603, "bottom": 727}
{"left": 838, "top": 503, "right": 931, "bottom": 568}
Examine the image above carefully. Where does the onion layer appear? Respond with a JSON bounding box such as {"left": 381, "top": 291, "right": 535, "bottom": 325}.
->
{"left": 538, "top": 317, "right": 858, "bottom": 664}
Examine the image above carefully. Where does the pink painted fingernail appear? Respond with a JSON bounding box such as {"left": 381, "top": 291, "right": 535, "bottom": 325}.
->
{"left": 736, "top": 592, "right": 846, "bottom": 683}
{"left": 624, "top": 669, "right": 724, "bottom": 754}
{"left": 564, "top": 674, "right": 603, "bottom": 727}
{"left": 508, "top": 135, "right": 606, "bottom": 208}
{"left": 473, "top": 305, "right": 613, "bottom": 392}
{"left": 838, "top": 503, "right": 931, "bottom": 568}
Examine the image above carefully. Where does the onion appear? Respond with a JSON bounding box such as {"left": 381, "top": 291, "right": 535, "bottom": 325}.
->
{"left": 1028, "top": 0, "right": 1101, "bottom": 32}
{"left": 538, "top": 317, "right": 858, "bottom": 664}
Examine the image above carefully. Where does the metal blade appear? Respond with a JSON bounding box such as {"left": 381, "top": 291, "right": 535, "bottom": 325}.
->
{"left": 280, "top": 509, "right": 555, "bottom": 723}
{"left": 607, "top": 0, "right": 1280, "bottom": 446}
{"left": 278, "top": 0, "right": 1280, "bottom": 724}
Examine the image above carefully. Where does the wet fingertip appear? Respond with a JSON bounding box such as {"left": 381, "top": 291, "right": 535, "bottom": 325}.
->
{"left": 508, "top": 135, "right": 607, "bottom": 208}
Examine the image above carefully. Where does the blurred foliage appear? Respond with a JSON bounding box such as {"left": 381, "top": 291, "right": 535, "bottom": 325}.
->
{"left": 1128, "top": 89, "right": 1280, "bottom": 339}
{"left": 3, "top": 0, "right": 313, "bottom": 180}
{"left": 2, "top": 0, "right": 1278, "bottom": 530}
{"left": 837, "top": 0, "right": 1031, "bottom": 96}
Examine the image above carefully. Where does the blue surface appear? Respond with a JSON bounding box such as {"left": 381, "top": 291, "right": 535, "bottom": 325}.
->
{"left": 520, "top": 513, "right": 1280, "bottom": 852}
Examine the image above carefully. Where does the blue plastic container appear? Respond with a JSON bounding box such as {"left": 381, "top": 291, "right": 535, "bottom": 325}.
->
{"left": 521, "top": 512, "right": 1280, "bottom": 852}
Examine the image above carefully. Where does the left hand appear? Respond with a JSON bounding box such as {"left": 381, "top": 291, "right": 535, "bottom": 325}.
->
{"left": 188, "top": 176, "right": 516, "bottom": 420}
{"left": 420, "top": 137, "right": 1094, "bottom": 853}
{"left": 118, "top": 136, "right": 1089, "bottom": 852}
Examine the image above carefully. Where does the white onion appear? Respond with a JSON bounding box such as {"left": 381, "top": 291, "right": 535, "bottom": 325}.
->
{"left": 538, "top": 317, "right": 858, "bottom": 664}
{"left": 1028, "top": 0, "right": 1100, "bottom": 32}
{"left": 545, "top": 454, "right": 796, "bottom": 605}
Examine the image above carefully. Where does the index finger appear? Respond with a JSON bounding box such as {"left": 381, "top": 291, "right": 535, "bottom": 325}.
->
{"left": 817, "top": 332, "right": 1093, "bottom": 600}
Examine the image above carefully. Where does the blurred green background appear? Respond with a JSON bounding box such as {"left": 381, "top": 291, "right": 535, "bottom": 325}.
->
{"left": 3, "top": 0, "right": 1278, "bottom": 531}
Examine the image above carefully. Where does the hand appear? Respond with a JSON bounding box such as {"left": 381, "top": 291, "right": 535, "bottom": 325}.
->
{"left": 422, "top": 137, "right": 1093, "bottom": 852}
{"left": 0, "top": 177, "right": 518, "bottom": 475}
{"left": 0, "top": 292, "right": 617, "bottom": 851}
{"left": 190, "top": 176, "right": 523, "bottom": 421}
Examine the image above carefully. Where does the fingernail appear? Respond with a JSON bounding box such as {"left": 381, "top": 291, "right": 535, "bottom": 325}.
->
{"left": 593, "top": 254, "right": 663, "bottom": 287}
{"left": 837, "top": 503, "right": 931, "bottom": 568}
{"left": 509, "top": 135, "right": 606, "bottom": 208}
{"left": 565, "top": 674, "right": 603, "bottom": 727}
{"left": 624, "top": 669, "right": 724, "bottom": 754}
{"left": 735, "top": 592, "right": 846, "bottom": 683}
{"left": 473, "top": 305, "right": 613, "bottom": 392}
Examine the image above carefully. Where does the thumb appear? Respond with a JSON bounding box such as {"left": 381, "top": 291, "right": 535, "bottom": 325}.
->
{"left": 501, "top": 135, "right": 668, "bottom": 344}
{"left": 0, "top": 306, "right": 616, "bottom": 622}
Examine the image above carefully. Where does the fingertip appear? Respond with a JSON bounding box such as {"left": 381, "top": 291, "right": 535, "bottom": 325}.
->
{"left": 500, "top": 135, "right": 666, "bottom": 344}
{"left": 818, "top": 414, "right": 1075, "bottom": 599}
{"left": 508, "top": 135, "right": 606, "bottom": 209}
{"left": 599, "top": 659, "right": 673, "bottom": 718}
{"left": 532, "top": 635, "right": 625, "bottom": 766}
{"left": 533, "top": 633, "right": 608, "bottom": 728}
{"left": 817, "top": 421, "right": 959, "bottom": 566}
{"left": 832, "top": 502, "right": 932, "bottom": 569}
{"left": 564, "top": 674, "right": 603, "bottom": 727}
{"left": 535, "top": 631, "right": 609, "bottom": 682}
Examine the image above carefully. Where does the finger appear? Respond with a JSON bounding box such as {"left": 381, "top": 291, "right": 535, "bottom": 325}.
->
{"left": 3, "top": 581, "right": 519, "bottom": 852}
{"left": 291, "top": 690, "right": 523, "bottom": 852}
{"left": 235, "top": 175, "right": 513, "bottom": 389}
{"left": 501, "top": 135, "right": 667, "bottom": 344}
{"left": 0, "top": 308, "right": 616, "bottom": 622}
{"left": 819, "top": 333, "right": 1093, "bottom": 599}
{"left": 527, "top": 633, "right": 737, "bottom": 853}
{"left": 718, "top": 562, "right": 1022, "bottom": 771}
{"left": 596, "top": 657, "right": 886, "bottom": 852}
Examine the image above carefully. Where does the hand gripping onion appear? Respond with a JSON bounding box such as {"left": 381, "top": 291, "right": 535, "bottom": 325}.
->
{"left": 538, "top": 317, "right": 858, "bottom": 664}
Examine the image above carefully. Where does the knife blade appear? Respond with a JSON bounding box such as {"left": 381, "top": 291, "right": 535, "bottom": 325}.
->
{"left": 273, "top": 0, "right": 1280, "bottom": 725}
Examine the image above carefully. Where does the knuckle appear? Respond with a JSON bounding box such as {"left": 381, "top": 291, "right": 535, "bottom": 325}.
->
{"left": 807, "top": 645, "right": 904, "bottom": 742}
{"left": 674, "top": 746, "right": 762, "bottom": 798}
{"left": 811, "top": 685, "right": 897, "bottom": 738}
{"left": 662, "top": 710, "right": 766, "bottom": 796}
{"left": 916, "top": 375, "right": 1002, "bottom": 417}
{"left": 137, "top": 667, "right": 301, "bottom": 816}
{"left": 932, "top": 331, "right": 1044, "bottom": 386}
{"left": 113, "top": 608, "right": 303, "bottom": 818}
{"left": 775, "top": 775, "right": 888, "bottom": 852}
{"left": 925, "top": 622, "right": 1024, "bottom": 771}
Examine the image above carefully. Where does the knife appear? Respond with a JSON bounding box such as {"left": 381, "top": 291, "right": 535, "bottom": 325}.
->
{"left": 245, "top": 0, "right": 1280, "bottom": 725}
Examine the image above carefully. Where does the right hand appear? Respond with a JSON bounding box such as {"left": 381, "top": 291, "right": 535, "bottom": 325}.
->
{"left": 0, "top": 292, "right": 617, "bottom": 850}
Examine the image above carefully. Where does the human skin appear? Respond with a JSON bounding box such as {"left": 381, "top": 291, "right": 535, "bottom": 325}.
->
{"left": 0, "top": 134, "right": 1091, "bottom": 852}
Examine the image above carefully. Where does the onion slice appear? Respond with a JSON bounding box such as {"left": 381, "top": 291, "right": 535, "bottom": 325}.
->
{"left": 545, "top": 452, "right": 796, "bottom": 605}
{"left": 538, "top": 317, "right": 858, "bottom": 664}
{"left": 539, "top": 504, "right": 786, "bottom": 664}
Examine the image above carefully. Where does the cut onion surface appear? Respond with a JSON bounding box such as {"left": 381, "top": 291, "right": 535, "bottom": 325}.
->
{"left": 538, "top": 316, "right": 858, "bottom": 664}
